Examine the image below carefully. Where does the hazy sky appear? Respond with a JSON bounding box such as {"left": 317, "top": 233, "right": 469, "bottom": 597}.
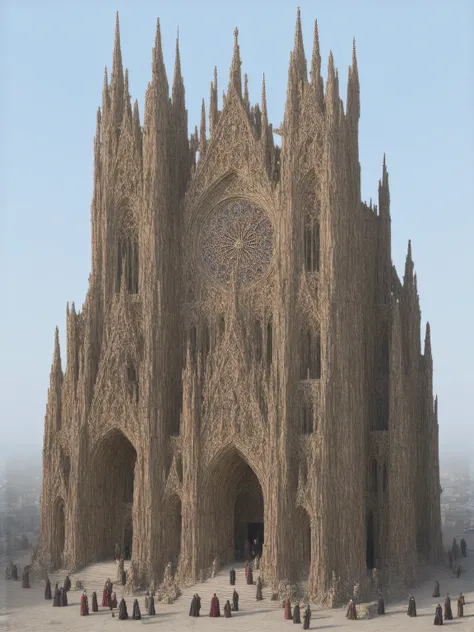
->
{"left": 1, "top": 1, "right": 473, "bottom": 463}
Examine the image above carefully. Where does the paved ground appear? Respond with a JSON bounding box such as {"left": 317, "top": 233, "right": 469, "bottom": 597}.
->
{"left": 0, "top": 548, "right": 473, "bottom": 631}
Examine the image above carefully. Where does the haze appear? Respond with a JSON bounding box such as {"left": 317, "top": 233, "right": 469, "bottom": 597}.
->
{"left": 1, "top": 1, "right": 473, "bottom": 465}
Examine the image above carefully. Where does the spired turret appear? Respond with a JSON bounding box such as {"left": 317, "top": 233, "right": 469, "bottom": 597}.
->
{"left": 39, "top": 9, "right": 441, "bottom": 601}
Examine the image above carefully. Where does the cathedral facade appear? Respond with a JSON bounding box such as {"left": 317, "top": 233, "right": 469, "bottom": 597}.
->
{"left": 40, "top": 11, "right": 442, "bottom": 602}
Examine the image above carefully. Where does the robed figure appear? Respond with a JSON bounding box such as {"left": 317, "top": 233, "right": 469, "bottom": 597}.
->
{"left": 224, "top": 600, "right": 232, "bottom": 618}
{"left": 60, "top": 587, "right": 68, "bottom": 606}
{"left": 246, "top": 565, "right": 254, "bottom": 585}
{"left": 232, "top": 589, "right": 239, "bottom": 612}
{"left": 189, "top": 594, "right": 200, "bottom": 617}
{"left": 53, "top": 583, "right": 61, "bottom": 607}
{"left": 91, "top": 591, "right": 99, "bottom": 612}
{"left": 209, "top": 593, "right": 221, "bottom": 617}
{"left": 110, "top": 591, "right": 118, "bottom": 609}
{"left": 434, "top": 604, "right": 443, "bottom": 625}
{"left": 11, "top": 564, "right": 18, "bottom": 581}
{"left": 80, "top": 591, "right": 89, "bottom": 616}
{"left": 407, "top": 596, "right": 417, "bottom": 617}
{"left": 444, "top": 594, "right": 453, "bottom": 620}
{"left": 44, "top": 578, "right": 52, "bottom": 600}
{"left": 64, "top": 575, "right": 71, "bottom": 592}
{"left": 460, "top": 538, "right": 467, "bottom": 557}
{"left": 346, "top": 599, "right": 357, "bottom": 620}
{"left": 292, "top": 602, "right": 301, "bottom": 624}
{"left": 303, "top": 605, "right": 311, "bottom": 630}
{"left": 21, "top": 569, "right": 30, "bottom": 588}
{"left": 132, "top": 599, "right": 141, "bottom": 620}
{"left": 118, "top": 598, "right": 128, "bottom": 620}
{"left": 256, "top": 576, "right": 263, "bottom": 601}
{"left": 229, "top": 568, "right": 236, "bottom": 585}
{"left": 147, "top": 594, "right": 156, "bottom": 616}
{"left": 457, "top": 593, "right": 465, "bottom": 618}
{"left": 102, "top": 582, "right": 109, "bottom": 607}
{"left": 284, "top": 598, "right": 292, "bottom": 620}
{"left": 377, "top": 595, "right": 385, "bottom": 615}
{"left": 144, "top": 591, "right": 149, "bottom": 611}
{"left": 196, "top": 594, "right": 202, "bottom": 615}
{"left": 433, "top": 580, "right": 440, "bottom": 598}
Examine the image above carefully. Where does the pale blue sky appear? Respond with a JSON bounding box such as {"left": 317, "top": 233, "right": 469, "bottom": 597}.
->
{"left": 1, "top": 1, "right": 473, "bottom": 462}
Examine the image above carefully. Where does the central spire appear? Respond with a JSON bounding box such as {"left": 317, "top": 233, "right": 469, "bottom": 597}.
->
{"left": 229, "top": 27, "right": 242, "bottom": 97}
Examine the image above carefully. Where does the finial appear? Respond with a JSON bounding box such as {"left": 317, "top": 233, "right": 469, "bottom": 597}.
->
{"left": 200, "top": 98, "right": 207, "bottom": 157}
{"left": 293, "top": 7, "right": 307, "bottom": 84}
{"left": 229, "top": 26, "right": 242, "bottom": 97}
{"left": 244, "top": 73, "right": 249, "bottom": 106}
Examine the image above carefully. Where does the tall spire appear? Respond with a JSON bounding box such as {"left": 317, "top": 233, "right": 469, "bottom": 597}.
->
{"left": 172, "top": 30, "right": 184, "bottom": 105}
{"left": 310, "top": 20, "right": 324, "bottom": 107}
{"left": 424, "top": 321, "right": 432, "bottom": 361}
{"left": 110, "top": 12, "right": 124, "bottom": 126}
{"left": 404, "top": 240, "right": 414, "bottom": 287}
{"left": 209, "top": 66, "right": 219, "bottom": 137}
{"left": 200, "top": 98, "right": 207, "bottom": 158}
{"left": 325, "top": 51, "right": 338, "bottom": 121}
{"left": 347, "top": 38, "right": 360, "bottom": 121}
{"left": 243, "top": 73, "right": 250, "bottom": 109}
{"left": 152, "top": 18, "right": 169, "bottom": 97}
{"left": 123, "top": 68, "right": 133, "bottom": 128}
{"left": 293, "top": 7, "right": 308, "bottom": 86}
{"left": 378, "top": 154, "right": 390, "bottom": 218}
{"left": 102, "top": 67, "right": 110, "bottom": 120}
{"left": 52, "top": 327, "right": 62, "bottom": 375}
{"left": 229, "top": 27, "right": 242, "bottom": 97}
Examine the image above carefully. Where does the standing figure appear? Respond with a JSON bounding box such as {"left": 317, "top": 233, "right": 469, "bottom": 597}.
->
{"left": 256, "top": 576, "right": 263, "bottom": 601}
{"left": 246, "top": 564, "right": 254, "bottom": 585}
{"left": 118, "top": 598, "right": 128, "bottom": 620}
{"left": 209, "top": 593, "right": 221, "bottom": 617}
{"left": 433, "top": 580, "right": 440, "bottom": 598}
{"left": 189, "top": 594, "right": 199, "bottom": 617}
{"left": 132, "top": 598, "right": 141, "bottom": 620}
{"left": 196, "top": 593, "right": 202, "bottom": 615}
{"left": 460, "top": 538, "right": 467, "bottom": 557}
{"left": 91, "top": 591, "right": 98, "bottom": 612}
{"left": 224, "top": 600, "right": 232, "bottom": 618}
{"left": 292, "top": 602, "right": 301, "bottom": 623}
{"left": 80, "top": 590, "right": 89, "bottom": 616}
{"left": 377, "top": 595, "right": 385, "bottom": 615}
{"left": 111, "top": 590, "right": 117, "bottom": 609}
{"left": 346, "top": 599, "right": 357, "bottom": 620}
{"left": 125, "top": 544, "right": 130, "bottom": 560}
{"left": 21, "top": 568, "right": 30, "bottom": 588}
{"left": 457, "top": 593, "right": 465, "bottom": 618}
{"left": 64, "top": 575, "right": 71, "bottom": 592}
{"left": 303, "top": 604, "right": 311, "bottom": 630}
{"left": 53, "top": 583, "right": 61, "bottom": 607}
{"left": 229, "top": 567, "right": 236, "bottom": 585}
{"left": 455, "top": 563, "right": 461, "bottom": 578}
{"left": 407, "top": 595, "right": 417, "bottom": 617}
{"left": 284, "top": 597, "right": 292, "bottom": 620}
{"left": 11, "top": 564, "right": 18, "bottom": 581}
{"left": 121, "top": 568, "right": 127, "bottom": 586}
{"left": 147, "top": 593, "right": 156, "bottom": 615}
{"left": 444, "top": 594, "right": 453, "bottom": 620}
{"left": 114, "top": 542, "right": 120, "bottom": 561}
{"left": 434, "top": 604, "right": 443, "bottom": 625}
{"left": 144, "top": 591, "right": 149, "bottom": 612}
{"left": 44, "top": 577, "right": 52, "bottom": 600}
{"left": 232, "top": 589, "right": 239, "bottom": 612}
{"left": 60, "top": 586, "right": 68, "bottom": 606}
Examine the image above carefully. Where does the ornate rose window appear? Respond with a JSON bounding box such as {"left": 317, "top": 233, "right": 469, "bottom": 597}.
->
{"left": 199, "top": 199, "right": 274, "bottom": 286}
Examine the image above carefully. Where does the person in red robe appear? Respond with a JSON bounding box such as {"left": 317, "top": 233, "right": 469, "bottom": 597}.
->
{"left": 101, "top": 581, "right": 109, "bottom": 607}
{"left": 80, "top": 590, "right": 89, "bottom": 616}
{"left": 246, "top": 565, "right": 254, "bottom": 585}
{"left": 284, "top": 597, "right": 292, "bottom": 620}
{"left": 209, "top": 593, "right": 221, "bottom": 617}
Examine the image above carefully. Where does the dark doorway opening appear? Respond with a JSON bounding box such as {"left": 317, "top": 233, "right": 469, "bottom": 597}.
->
{"left": 366, "top": 510, "right": 375, "bottom": 569}
{"left": 247, "top": 522, "right": 264, "bottom": 557}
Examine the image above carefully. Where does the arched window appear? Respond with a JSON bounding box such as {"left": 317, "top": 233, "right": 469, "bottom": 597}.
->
{"left": 301, "top": 403, "right": 314, "bottom": 434}
{"left": 304, "top": 220, "right": 320, "bottom": 272}
{"left": 116, "top": 234, "right": 139, "bottom": 294}
{"left": 371, "top": 459, "right": 378, "bottom": 494}
{"left": 203, "top": 323, "right": 211, "bottom": 358}
{"left": 255, "top": 320, "right": 263, "bottom": 362}
{"left": 266, "top": 318, "right": 273, "bottom": 369}
{"left": 382, "top": 463, "right": 388, "bottom": 493}
{"left": 126, "top": 362, "right": 139, "bottom": 403}
{"left": 301, "top": 330, "right": 321, "bottom": 379}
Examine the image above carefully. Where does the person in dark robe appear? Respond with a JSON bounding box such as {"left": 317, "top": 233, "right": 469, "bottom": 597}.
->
{"left": 377, "top": 595, "right": 385, "bottom": 615}
{"left": 455, "top": 563, "right": 461, "bottom": 578}
{"left": 433, "top": 580, "right": 440, "bottom": 598}
{"left": 292, "top": 602, "right": 301, "bottom": 623}
{"left": 80, "top": 590, "right": 89, "bottom": 616}
{"left": 434, "top": 604, "right": 443, "bottom": 625}
{"left": 232, "top": 589, "right": 239, "bottom": 612}
{"left": 125, "top": 544, "right": 130, "bottom": 560}
{"left": 229, "top": 567, "right": 236, "bottom": 585}
{"left": 91, "top": 591, "right": 99, "bottom": 612}
{"left": 407, "top": 595, "right": 417, "bottom": 617}
{"left": 44, "top": 577, "right": 52, "bottom": 600}
{"left": 111, "top": 590, "right": 117, "bottom": 609}
{"left": 460, "top": 538, "right": 467, "bottom": 557}
{"left": 209, "top": 593, "right": 221, "bottom": 617}
{"left": 21, "top": 568, "right": 30, "bottom": 588}
{"left": 12, "top": 564, "right": 18, "bottom": 581}
{"left": 118, "top": 598, "right": 128, "bottom": 619}
{"left": 303, "top": 605, "right": 311, "bottom": 630}
{"left": 448, "top": 550, "right": 453, "bottom": 568}
{"left": 144, "top": 591, "right": 149, "bottom": 612}
{"left": 284, "top": 598, "right": 292, "bottom": 620}
{"left": 457, "top": 593, "right": 465, "bottom": 617}
{"left": 444, "top": 594, "right": 453, "bottom": 620}
{"left": 224, "top": 600, "right": 232, "bottom": 618}
{"left": 189, "top": 594, "right": 199, "bottom": 617}
{"left": 132, "top": 598, "right": 141, "bottom": 620}
{"left": 53, "top": 583, "right": 61, "bottom": 607}
{"left": 121, "top": 568, "right": 126, "bottom": 586}
{"left": 256, "top": 576, "right": 263, "bottom": 601}
{"left": 246, "top": 565, "right": 254, "bottom": 585}
{"left": 346, "top": 599, "right": 357, "bottom": 620}
{"left": 64, "top": 575, "right": 71, "bottom": 592}
{"left": 60, "top": 586, "right": 68, "bottom": 607}
{"left": 196, "top": 593, "right": 202, "bottom": 615}
{"left": 147, "top": 593, "right": 156, "bottom": 615}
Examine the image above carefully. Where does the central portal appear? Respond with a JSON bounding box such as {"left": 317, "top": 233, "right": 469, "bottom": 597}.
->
{"left": 234, "top": 466, "right": 264, "bottom": 560}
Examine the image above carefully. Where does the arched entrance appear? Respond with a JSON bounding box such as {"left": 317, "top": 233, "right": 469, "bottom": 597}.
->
{"left": 294, "top": 506, "right": 311, "bottom": 578}
{"left": 165, "top": 494, "right": 182, "bottom": 573}
{"left": 52, "top": 497, "right": 65, "bottom": 569}
{"left": 366, "top": 509, "right": 375, "bottom": 569}
{"left": 201, "top": 446, "right": 264, "bottom": 567}
{"left": 90, "top": 428, "right": 137, "bottom": 561}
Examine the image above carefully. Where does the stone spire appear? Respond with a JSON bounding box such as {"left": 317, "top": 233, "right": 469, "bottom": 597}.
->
{"left": 261, "top": 74, "right": 273, "bottom": 177}
{"left": 200, "top": 98, "right": 207, "bottom": 158}
{"left": 404, "top": 240, "right": 414, "bottom": 287}
{"left": 102, "top": 67, "right": 110, "bottom": 120}
{"left": 229, "top": 27, "right": 242, "bottom": 97}
{"left": 123, "top": 68, "right": 133, "bottom": 129}
{"left": 346, "top": 38, "right": 360, "bottom": 121}
{"left": 110, "top": 12, "right": 124, "bottom": 128}
{"left": 51, "top": 327, "right": 63, "bottom": 382}
{"left": 310, "top": 20, "right": 324, "bottom": 108}
{"left": 152, "top": 18, "right": 169, "bottom": 98}
{"left": 172, "top": 31, "right": 185, "bottom": 109}
{"left": 243, "top": 73, "right": 250, "bottom": 110}
{"left": 378, "top": 154, "right": 390, "bottom": 218}
{"left": 293, "top": 7, "right": 308, "bottom": 86}
{"left": 325, "top": 51, "right": 339, "bottom": 123}
{"left": 209, "top": 67, "right": 219, "bottom": 137}
{"left": 424, "top": 321, "right": 432, "bottom": 362}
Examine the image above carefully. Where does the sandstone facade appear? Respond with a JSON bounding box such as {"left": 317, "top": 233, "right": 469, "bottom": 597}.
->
{"left": 40, "top": 10, "right": 442, "bottom": 603}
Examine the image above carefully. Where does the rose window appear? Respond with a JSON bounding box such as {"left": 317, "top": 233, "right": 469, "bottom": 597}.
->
{"left": 200, "top": 199, "right": 274, "bottom": 285}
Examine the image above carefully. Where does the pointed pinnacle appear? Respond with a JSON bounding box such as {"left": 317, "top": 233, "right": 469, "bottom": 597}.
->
{"left": 229, "top": 26, "right": 242, "bottom": 96}
{"left": 261, "top": 74, "right": 268, "bottom": 121}
{"left": 112, "top": 11, "right": 123, "bottom": 81}
{"left": 53, "top": 327, "right": 61, "bottom": 363}
{"left": 152, "top": 18, "right": 168, "bottom": 95}
{"left": 424, "top": 322, "right": 432, "bottom": 358}
{"left": 293, "top": 7, "right": 307, "bottom": 84}
{"left": 311, "top": 20, "right": 321, "bottom": 81}
{"left": 200, "top": 98, "right": 207, "bottom": 156}
{"left": 244, "top": 73, "right": 249, "bottom": 105}
{"left": 173, "top": 31, "right": 182, "bottom": 88}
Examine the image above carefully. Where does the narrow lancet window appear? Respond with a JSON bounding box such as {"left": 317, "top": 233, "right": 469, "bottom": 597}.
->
{"left": 190, "top": 326, "right": 197, "bottom": 362}
{"left": 116, "top": 235, "right": 139, "bottom": 294}
{"left": 304, "top": 220, "right": 320, "bottom": 272}
{"left": 203, "top": 323, "right": 211, "bottom": 358}
{"left": 255, "top": 320, "right": 263, "bottom": 362}
{"left": 266, "top": 319, "right": 273, "bottom": 369}
{"left": 301, "top": 403, "right": 314, "bottom": 434}
{"left": 301, "top": 330, "right": 321, "bottom": 379}
{"left": 371, "top": 459, "right": 378, "bottom": 494}
{"left": 382, "top": 463, "right": 388, "bottom": 494}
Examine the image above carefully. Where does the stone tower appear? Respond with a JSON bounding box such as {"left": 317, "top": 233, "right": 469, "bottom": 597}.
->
{"left": 40, "top": 10, "right": 442, "bottom": 602}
